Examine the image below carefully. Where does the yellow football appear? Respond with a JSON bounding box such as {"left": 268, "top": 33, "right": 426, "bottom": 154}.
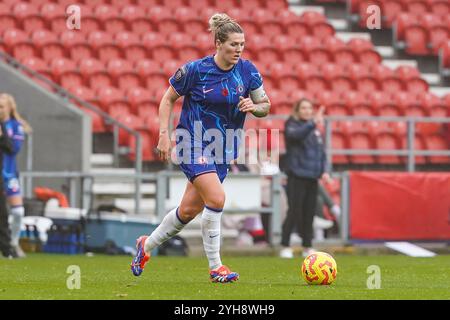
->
{"left": 301, "top": 252, "right": 337, "bottom": 285}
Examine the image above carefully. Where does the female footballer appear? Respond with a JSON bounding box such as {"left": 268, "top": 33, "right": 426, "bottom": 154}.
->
{"left": 0, "top": 93, "right": 32, "bottom": 258}
{"left": 131, "top": 13, "right": 270, "bottom": 283}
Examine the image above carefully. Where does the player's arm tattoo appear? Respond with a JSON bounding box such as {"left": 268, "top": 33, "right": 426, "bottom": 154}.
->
{"left": 250, "top": 86, "right": 271, "bottom": 118}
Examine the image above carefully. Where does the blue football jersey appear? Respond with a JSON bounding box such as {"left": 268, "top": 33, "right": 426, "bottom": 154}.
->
{"left": 2, "top": 118, "right": 24, "bottom": 179}
{"left": 169, "top": 55, "right": 264, "bottom": 163}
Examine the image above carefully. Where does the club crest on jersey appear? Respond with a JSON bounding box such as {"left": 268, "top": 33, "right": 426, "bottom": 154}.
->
{"left": 236, "top": 85, "right": 244, "bottom": 94}
{"left": 174, "top": 65, "right": 187, "bottom": 81}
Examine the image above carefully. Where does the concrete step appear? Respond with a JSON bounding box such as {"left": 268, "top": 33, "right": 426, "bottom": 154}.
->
{"left": 92, "top": 182, "right": 156, "bottom": 195}
{"left": 328, "top": 18, "right": 348, "bottom": 31}
{"left": 335, "top": 31, "right": 371, "bottom": 42}
{"left": 421, "top": 73, "right": 441, "bottom": 86}
{"left": 89, "top": 167, "right": 136, "bottom": 175}
{"left": 114, "top": 198, "right": 156, "bottom": 214}
{"left": 382, "top": 59, "right": 418, "bottom": 68}
{"left": 429, "top": 87, "right": 450, "bottom": 97}
{"left": 289, "top": 5, "right": 324, "bottom": 15}
{"left": 375, "top": 46, "right": 395, "bottom": 59}
{"left": 90, "top": 153, "right": 114, "bottom": 167}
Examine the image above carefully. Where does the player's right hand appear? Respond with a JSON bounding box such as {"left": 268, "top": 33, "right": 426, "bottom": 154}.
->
{"left": 156, "top": 133, "right": 171, "bottom": 161}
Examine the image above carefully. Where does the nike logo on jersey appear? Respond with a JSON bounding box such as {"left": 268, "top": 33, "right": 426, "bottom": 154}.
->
{"left": 203, "top": 88, "right": 214, "bottom": 94}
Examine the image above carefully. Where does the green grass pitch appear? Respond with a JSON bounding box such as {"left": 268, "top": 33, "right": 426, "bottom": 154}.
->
{"left": 0, "top": 253, "right": 449, "bottom": 300}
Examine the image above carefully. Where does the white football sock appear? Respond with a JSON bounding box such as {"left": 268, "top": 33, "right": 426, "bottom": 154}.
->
{"left": 144, "top": 207, "right": 187, "bottom": 254}
{"left": 10, "top": 206, "right": 24, "bottom": 246}
{"left": 201, "top": 206, "right": 223, "bottom": 270}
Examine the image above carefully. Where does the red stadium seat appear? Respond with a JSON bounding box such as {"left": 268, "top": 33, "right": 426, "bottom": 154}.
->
{"left": 404, "top": 25, "right": 429, "bottom": 55}
{"left": 125, "top": 7, "right": 154, "bottom": 35}
{"left": 97, "top": 86, "right": 126, "bottom": 113}
{"left": 331, "top": 132, "right": 349, "bottom": 164}
{"left": 424, "top": 134, "right": 450, "bottom": 164}
{"left": 62, "top": 33, "right": 94, "bottom": 62}
{"left": 175, "top": 7, "right": 207, "bottom": 36}
{"left": 128, "top": 129, "right": 158, "bottom": 162}
{"left": 186, "top": 0, "right": 213, "bottom": 10}
{"left": 68, "top": 86, "right": 97, "bottom": 105}
{"left": 12, "top": 2, "right": 45, "bottom": 33}
{"left": 3, "top": 29, "right": 34, "bottom": 60}
{"left": 135, "top": 59, "right": 163, "bottom": 79}
{"left": 116, "top": 114, "right": 144, "bottom": 146}
{"left": 347, "top": 38, "right": 374, "bottom": 54}
{"left": 94, "top": 4, "right": 126, "bottom": 34}
{"left": 79, "top": 107, "right": 107, "bottom": 133}
{"left": 115, "top": 31, "right": 147, "bottom": 63}
{"left": 214, "top": 0, "right": 238, "bottom": 12}
{"left": 440, "top": 41, "right": 450, "bottom": 73}
{"left": 0, "top": 3, "right": 18, "bottom": 33}
{"left": 428, "top": 26, "right": 449, "bottom": 55}
{"left": 375, "top": 133, "right": 402, "bottom": 164}
{"left": 332, "top": 46, "right": 357, "bottom": 66}
{"left": 135, "top": 0, "right": 163, "bottom": 9}
{"left": 381, "top": 0, "right": 405, "bottom": 28}
{"left": 300, "top": 11, "right": 327, "bottom": 27}
{"left": 142, "top": 32, "right": 176, "bottom": 63}
{"left": 394, "top": 13, "right": 418, "bottom": 43}
{"left": 21, "top": 56, "right": 51, "bottom": 79}
{"left": 126, "top": 87, "right": 156, "bottom": 115}
{"left": 78, "top": 58, "right": 109, "bottom": 90}
{"left": 76, "top": 8, "right": 102, "bottom": 36}
{"left": 395, "top": 65, "right": 421, "bottom": 82}
{"left": 149, "top": 6, "right": 180, "bottom": 35}
{"left": 430, "top": 0, "right": 450, "bottom": 16}
{"left": 358, "top": 50, "right": 382, "bottom": 66}
{"left": 87, "top": 31, "right": 121, "bottom": 62}
{"left": 31, "top": 30, "right": 65, "bottom": 62}
{"left": 311, "top": 22, "right": 335, "bottom": 40}
{"left": 50, "top": 57, "right": 83, "bottom": 88}
{"left": 107, "top": 59, "right": 140, "bottom": 90}
{"left": 406, "top": 1, "right": 428, "bottom": 15}
{"left": 265, "top": 0, "right": 288, "bottom": 11}
{"left": 405, "top": 78, "right": 429, "bottom": 93}
{"left": 160, "top": 0, "right": 187, "bottom": 9}
{"left": 161, "top": 59, "right": 182, "bottom": 78}
{"left": 349, "top": 132, "right": 375, "bottom": 164}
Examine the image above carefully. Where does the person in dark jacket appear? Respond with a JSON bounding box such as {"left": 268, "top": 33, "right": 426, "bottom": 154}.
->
{"left": 0, "top": 121, "right": 14, "bottom": 258}
{"left": 280, "top": 98, "right": 331, "bottom": 259}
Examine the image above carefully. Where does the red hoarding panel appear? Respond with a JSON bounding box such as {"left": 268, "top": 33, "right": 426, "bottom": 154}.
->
{"left": 350, "top": 172, "right": 450, "bottom": 240}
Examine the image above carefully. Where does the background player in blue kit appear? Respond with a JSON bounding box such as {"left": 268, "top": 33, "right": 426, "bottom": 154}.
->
{"left": 131, "top": 13, "right": 271, "bottom": 282}
{"left": 0, "top": 94, "right": 32, "bottom": 258}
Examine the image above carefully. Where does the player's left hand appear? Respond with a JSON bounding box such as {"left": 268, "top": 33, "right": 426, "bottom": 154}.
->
{"left": 238, "top": 96, "right": 257, "bottom": 113}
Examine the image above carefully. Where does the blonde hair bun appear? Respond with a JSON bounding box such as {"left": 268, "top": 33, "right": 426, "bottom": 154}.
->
{"left": 208, "top": 13, "right": 234, "bottom": 33}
